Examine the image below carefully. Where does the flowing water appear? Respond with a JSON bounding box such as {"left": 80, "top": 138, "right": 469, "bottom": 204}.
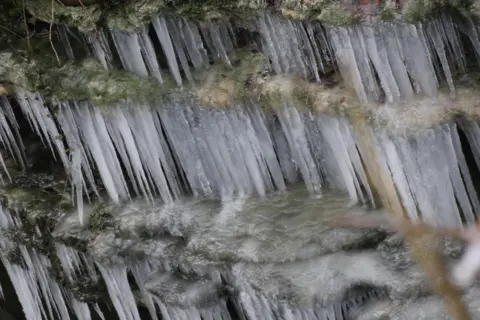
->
{"left": 1, "top": 184, "right": 393, "bottom": 320}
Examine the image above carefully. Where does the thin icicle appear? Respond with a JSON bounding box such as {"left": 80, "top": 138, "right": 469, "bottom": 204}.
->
{"left": 97, "top": 264, "right": 141, "bottom": 320}
{"left": 166, "top": 17, "right": 194, "bottom": 83}
{"left": 110, "top": 30, "right": 150, "bottom": 77}
{"left": 139, "top": 29, "right": 164, "bottom": 83}
{"left": 57, "top": 25, "right": 75, "bottom": 60}
{"left": 86, "top": 29, "right": 113, "bottom": 71}
{"left": 152, "top": 16, "right": 183, "bottom": 86}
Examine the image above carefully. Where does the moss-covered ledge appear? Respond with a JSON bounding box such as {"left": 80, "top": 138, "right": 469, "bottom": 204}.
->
{"left": 183, "top": 50, "right": 360, "bottom": 115}
{"left": 25, "top": 0, "right": 103, "bottom": 32}
{"left": 22, "top": 0, "right": 477, "bottom": 33}
{"left": 0, "top": 52, "right": 162, "bottom": 105}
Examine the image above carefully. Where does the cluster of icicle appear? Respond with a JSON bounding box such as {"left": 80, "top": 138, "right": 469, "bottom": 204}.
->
{"left": 257, "top": 13, "right": 480, "bottom": 104}
{"left": 374, "top": 122, "right": 480, "bottom": 227}
{"left": 80, "top": 11, "right": 480, "bottom": 104}
{"left": 4, "top": 89, "right": 480, "bottom": 228}
{"left": 84, "top": 16, "right": 237, "bottom": 85}
{"left": 6, "top": 9, "right": 480, "bottom": 225}
{"left": 8, "top": 90, "right": 376, "bottom": 222}
{"left": 0, "top": 206, "right": 105, "bottom": 320}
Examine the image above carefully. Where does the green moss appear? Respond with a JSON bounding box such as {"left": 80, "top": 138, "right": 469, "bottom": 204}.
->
{"left": 0, "top": 1, "right": 29, "bottom": 49}
{"left": 2, "top": 54, "right": 163, "bottom": 105}
{"left": 282, "top": 0, "right": 332, "bottom": 20}
{"left": 316, "top": 3, "right": 356, "bottom": 26}
{"left": 192, "top": 51, "right": 269, "bottom": 107}
{"left": 49, "top": 59, "right": 163, "bottom": 105}
{"left": 26, "top": 0, "right": 102, "bottom": 32}
{"left": 87, "top": 203, "right": 113, "bottom": 232}
{"left": 402, "top": 0, "right": 472, "bottom": 23}
{"left": 106, "top": 0, "right": 266, "bottom": 30}
{"left": 379, "top": 7, "right": 397, "bottom": 21}
{"left": 106, "top": 0, "right": 166, "bottom": 31}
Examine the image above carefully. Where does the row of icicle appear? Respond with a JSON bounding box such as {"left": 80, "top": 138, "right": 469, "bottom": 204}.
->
{"left": 1, "top": 11, "right": 480, "bottom": 224}
{"left": 73, "top": 12, "right": 480, "bottom": 104}
{"left": 2, "top": 90, "right": 480, "bottom": 227}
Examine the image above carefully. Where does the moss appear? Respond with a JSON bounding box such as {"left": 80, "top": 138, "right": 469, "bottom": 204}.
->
{"left": 282, "top": 0, "right": 331, "bottom": 20}
{"left": 316, "top": 3, "right": 356, "bottom": 26}
{"left": 402, "top": 0, "right": 472, "bottom": 23}
{"left": 50, "top": 59, "right": 163, "bottom": 105}
{"left": 87, "top": 203, "right": 113, "bottom": 232}
{"left": 2, "top": 54, "right": 163, "bottom": 105}
{"left": 0, "top": 1, "right": 29, "bottom": 48}
{"left": 105, "top": 0, "right": 166, "bottom": 31}
{"left": 26, "top": 0, "right": 102, "bottom": 32}
{"left": 192, "top": 51, "right": 268, "bottom": 107}
{"left": 379, "top": 7, "right": 398, "bottom": 21}
{"left": 251, "top": 72, "right": 359, "bottom": 116}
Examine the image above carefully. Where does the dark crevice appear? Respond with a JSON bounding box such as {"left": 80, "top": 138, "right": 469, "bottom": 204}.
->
{"left": 0, "top": 259, "right": 26, "bottom": 319}
{"left": 455, "top": 120, "right": 480, "bottom": 207}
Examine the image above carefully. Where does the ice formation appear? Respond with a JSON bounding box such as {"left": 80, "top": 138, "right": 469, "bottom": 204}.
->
{"left": 3, "top": 7, "right": 480, "bottom": 320}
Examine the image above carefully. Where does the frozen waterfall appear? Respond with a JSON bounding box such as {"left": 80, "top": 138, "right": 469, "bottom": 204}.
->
{"left": 2, "top": 7, "right": 480, "bottom": 320}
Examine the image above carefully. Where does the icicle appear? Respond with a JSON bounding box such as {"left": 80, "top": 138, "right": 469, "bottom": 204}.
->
{"left": 258, "top": 14, "right": 327, "bottom": 80}
{"left": 117, "top": 104, "right": 178, "bottom": 202}
{"left": 0, "top": 96, "right": 26, "bottom": 170}
{"left": 68, "top": 294, "right": 92, "bottom": 320}
{"left": 152, "top": 16, "right": 183, "bottom": 86}
{"left": 0, "top": 208, "right": 74, "bottom": 320}
{"left": 15, "top": 90, "right": 69, "bottom": 167}
{"left": 157, "top": 100, "right": 288, "bottom": 199}
{"left": 139, "top": 29, "right": 164, "bottom": 83}
{"left": 378, "top": 22, "right": 414, "bottom": 101}
{"left": 69, "top": 102, "right": 129, "bottom": 203}
{"left": 86, "top": 29, "right": 113, "bottom": 71}
{"left": 131, "top": 262, "right": 159, "bottom": 320}
{"left": 202, "top": 23, "right": 232, "bottom": 67}
{"left": 275, "top": 104, "right": 321, "bottom": 194}
{"left": 361, "top": 25, "right": 400, "bottom": 103}
{"left": 110, "top": 30, "right": 150, "bottom": 77}
{"left": 375, "top": 123, "right": 478, "bottom": 227}
{"left": 399, "top": 23, "right": 438, "bottom": 97}
{"left": 178, "top": 18, "right": 208, "bottom": 70}
{"left": 57, "top": 25, "right": 75, "bottom": 60}
{"left": 246, "top": 104, "right": 286, "bottom": 192}
{"left": 328, "top": 27, "right": 370, "bottom": 103}
{"left": 97, "top": 264, "right": 141, "bottom": 320}
{"left": 165, "top": 17, "right": 194, "bottom": 83}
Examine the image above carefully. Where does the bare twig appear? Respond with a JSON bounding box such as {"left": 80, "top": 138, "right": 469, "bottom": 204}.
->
{"left": 49, "top": 0, "right": 61, "bottom": 65}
